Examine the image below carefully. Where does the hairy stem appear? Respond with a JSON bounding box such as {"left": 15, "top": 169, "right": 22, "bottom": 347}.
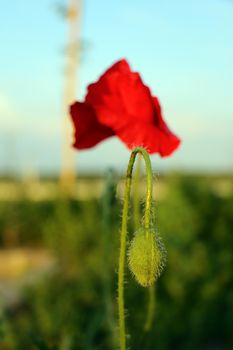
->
{"left": 133, "top": 155, "right": 141, "bottom": 230}
{"left": 118, "top": 147, "right": 153, "bottom": 350}
{"left": 133, "top": 156, "right": 156, "bottom": 333}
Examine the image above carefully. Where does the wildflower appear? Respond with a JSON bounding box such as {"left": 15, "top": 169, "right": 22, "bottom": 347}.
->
{"left": 70, "top": 59, "right": 181, "bottom": 156}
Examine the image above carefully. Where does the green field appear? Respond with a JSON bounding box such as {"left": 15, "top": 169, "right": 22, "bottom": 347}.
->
{"left": 0, "top": 174, "right": 232, "bottom": 350}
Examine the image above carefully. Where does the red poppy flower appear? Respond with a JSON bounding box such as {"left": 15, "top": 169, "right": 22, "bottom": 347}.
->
{"left": 70, "top": 59, "right": 181, "bottom": 156}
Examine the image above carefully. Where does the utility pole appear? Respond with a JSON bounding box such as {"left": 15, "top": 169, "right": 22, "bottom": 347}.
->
{"left": 60, "top": 0, "right": 82, "bottom": 190}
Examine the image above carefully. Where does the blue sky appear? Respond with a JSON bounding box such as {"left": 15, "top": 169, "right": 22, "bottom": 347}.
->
{"left": 0, "top": 0, "right": 233, "bottom": 175}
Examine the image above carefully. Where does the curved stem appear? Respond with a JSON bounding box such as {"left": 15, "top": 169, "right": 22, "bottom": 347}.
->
{"left": 133, "top": 156, "right": 156, "bottom": 333}
{"left": 133, "top": 155, "right": 141, "bottom": 230}
{"left": 118, "top": 147, "right": 153, "bottom": 350}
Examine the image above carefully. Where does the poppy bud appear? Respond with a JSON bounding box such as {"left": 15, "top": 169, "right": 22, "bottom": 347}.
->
{"left": 128, "top": 228, "right": 164, "bottom": 287}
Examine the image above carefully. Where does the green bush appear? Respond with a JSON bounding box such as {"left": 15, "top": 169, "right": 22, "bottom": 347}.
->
{"left": 0, "top": 175, "right": 232, "bottom": 349}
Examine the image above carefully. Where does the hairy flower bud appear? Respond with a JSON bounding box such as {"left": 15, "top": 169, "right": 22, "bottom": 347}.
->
{"left": 128, "top": 228, "right": 164, "bottom": 287}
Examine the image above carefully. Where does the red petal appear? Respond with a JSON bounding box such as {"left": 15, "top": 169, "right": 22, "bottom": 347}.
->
{"left": 70, "top": 102, "right": 114, "bottom": 149}
{"left": 116, "top": 121, "right": 181, "bottom": 157}
{"left": 86, "top": 59, "right": 154, "bottom": 128}
{"left": 101, "top": 58, "right": 131, "bottom": 76}
{"left": 71, "top": 59, "right": 181, "bottom": 156}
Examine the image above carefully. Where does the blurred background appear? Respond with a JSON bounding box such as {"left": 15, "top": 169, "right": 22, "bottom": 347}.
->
{"left": 0, "top": 0, "right": 232, "bottom": 349}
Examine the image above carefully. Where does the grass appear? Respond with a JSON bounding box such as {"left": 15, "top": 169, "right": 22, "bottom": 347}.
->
{"left": 0, "top": 173, "right": 232, "bottom": 350}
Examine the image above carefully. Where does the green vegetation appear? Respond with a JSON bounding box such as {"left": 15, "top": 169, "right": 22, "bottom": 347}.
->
{"left": 0, "top": 174, "right": 232, "bottom": 350}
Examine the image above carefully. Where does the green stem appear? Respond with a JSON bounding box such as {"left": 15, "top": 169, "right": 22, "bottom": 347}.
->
{"left": 144, "top": 284, "right": 156, "bottom": 332}
{"left": 118, "top": 147, "right": 153, "bottom": 350}
{"left": 133, "top": 155, "right": 141, "bottom": 230}
{"left": 133, "top": 156, "right": 156, "bottom": 333}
